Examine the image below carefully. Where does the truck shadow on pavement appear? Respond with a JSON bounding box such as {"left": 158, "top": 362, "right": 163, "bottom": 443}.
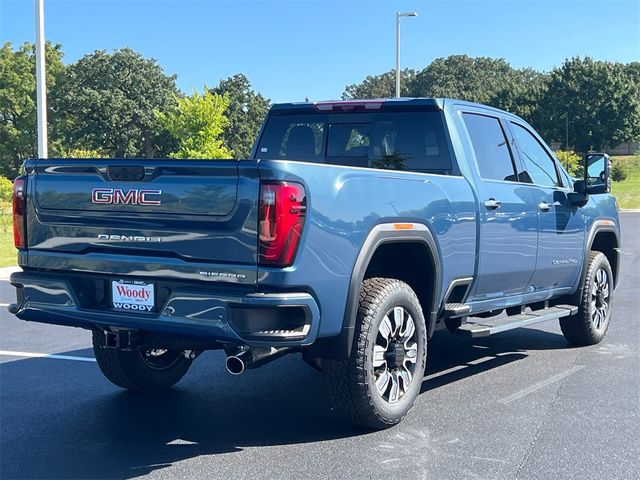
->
{"left": 0, "top": 327, "right": 571, "bottom": 479}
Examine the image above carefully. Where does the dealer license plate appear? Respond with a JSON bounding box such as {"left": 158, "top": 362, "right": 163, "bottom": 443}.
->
{"left": 111, "top": 280, "right": 155, "bottom": 313}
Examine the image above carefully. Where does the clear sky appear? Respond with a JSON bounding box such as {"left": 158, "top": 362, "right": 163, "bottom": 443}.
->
{"left": 1, "top": 0, "right": 639, "bottom": 103}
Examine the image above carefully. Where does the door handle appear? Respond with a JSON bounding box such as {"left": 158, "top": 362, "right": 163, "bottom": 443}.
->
{"left": 484, "top": 198, "right": 502, "bottom": 210}
{"left": 538, "top": 202, "right": 551, "bottom": 212}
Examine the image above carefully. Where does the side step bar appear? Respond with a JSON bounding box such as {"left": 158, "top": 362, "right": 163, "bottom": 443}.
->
{"left": 455, "top": 305, "right": 578, "bottom": 338}
{"left": 442, "top": 302, "right": 472, "bottom": 318}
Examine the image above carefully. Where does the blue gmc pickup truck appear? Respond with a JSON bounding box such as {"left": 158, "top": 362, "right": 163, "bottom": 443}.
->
{"left": 9, "top": 98, "right": 620, "bottom": 429}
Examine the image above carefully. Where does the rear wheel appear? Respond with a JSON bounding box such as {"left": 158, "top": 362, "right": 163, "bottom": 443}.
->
{"left": 560, "top": 251, "right": 613, "bottom": 345}
{"left": 326, "top": 278, "right": 427, "bottom": 429}
{"left": 92, "top": 330, "right": 192, "bottom": 391}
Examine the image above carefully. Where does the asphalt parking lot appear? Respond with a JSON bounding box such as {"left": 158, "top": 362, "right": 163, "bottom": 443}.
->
{"left": 1, "top": 212, "right": 638, "bottom": 480}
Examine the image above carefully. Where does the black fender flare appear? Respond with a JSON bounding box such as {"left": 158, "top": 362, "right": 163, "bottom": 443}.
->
{"left": 573, "top": 220, "right": 620, "bottom": 293}
{"left": 309, "top": 223, "right": 442, "bottom": 360}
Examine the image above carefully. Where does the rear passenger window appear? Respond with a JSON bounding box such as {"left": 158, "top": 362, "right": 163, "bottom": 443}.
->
{"left": 257, "top": 112, "right": 454, "bottom": 173}
{"left": 327, "top": 124, "right": 370, "bottom": 158}
{"left": 369, "top": 116, "right": 451, "bottom": 172}
{"left": 511, "top": 123, "right": 561, "bottom": 188}
{"left": 463, "top": 113, "right": 517, "bottom": 182}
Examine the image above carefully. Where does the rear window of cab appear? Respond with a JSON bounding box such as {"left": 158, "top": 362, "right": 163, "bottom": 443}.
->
{"left": 256, "top": 111, "right": 454, "bottom": 174}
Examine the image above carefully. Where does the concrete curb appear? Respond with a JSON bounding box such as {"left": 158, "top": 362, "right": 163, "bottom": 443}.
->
{"left": 620, "top": 209, "right": 640, "bottom": 212}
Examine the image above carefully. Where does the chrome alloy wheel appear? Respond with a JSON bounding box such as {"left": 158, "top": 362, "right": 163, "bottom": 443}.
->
{"left": 591, "top": 268, "right": 610, "bottom": 331}
{"left": 372, "top": 306, "right": 418, "bottom": 403}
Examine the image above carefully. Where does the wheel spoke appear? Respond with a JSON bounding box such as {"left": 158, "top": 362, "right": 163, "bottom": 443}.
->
{"left": 403, "top": 341, "right": 418, "bottom": 364}
{"left": 398, "top": 366, "right": 412, "bottom": 392}
{"left": 400, "top": 314, "right": 415, "bottom": 342}
{"left": 376, "top": 369, "right": 391, "bottom": 396}
{"left": 388, "top": 371, "right": 400, "bottom": 403}
{"left": 392, "top": 307, "right": 405, "bottom": 337}
{"left": 379, "top": 315, "right": 393, "bottom": 342}
{"left": 602, "top": 283, "right": 610, "bottom": 298}
{"left": 591, "top": 300, "right": 597, "bottom": 315}
{"left": 373, "top": 344, "right": 387, "bottom": 368}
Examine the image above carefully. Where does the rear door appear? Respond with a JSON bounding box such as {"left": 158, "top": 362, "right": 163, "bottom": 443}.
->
{"left": 507, "top": 122, "right": 585, "bottom": 291}
{"left": 460, "top": 111, "right": 538, "bottom": 300}
{"left": 27, "top": 159, "right": 260, "bottom": 284}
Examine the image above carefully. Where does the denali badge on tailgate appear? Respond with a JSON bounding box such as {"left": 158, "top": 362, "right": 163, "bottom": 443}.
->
{"left": 91, "top": 188, "right": 162, "bottom": 205}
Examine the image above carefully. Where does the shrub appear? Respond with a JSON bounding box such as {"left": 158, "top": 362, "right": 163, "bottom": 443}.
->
{"left": 611, "top": 159, "right": 629, "bottom": 182}
{"left": 0, "top": 176, "right": 13, "bottom": 204}
{"left": 555, "top": 150, "right": 582, "bottom": 177}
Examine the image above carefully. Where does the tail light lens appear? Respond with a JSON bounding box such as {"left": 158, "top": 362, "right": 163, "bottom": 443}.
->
{"left": 259, "top": 182, "right": 306, "bottom": 267}
{"left": 13, "top": 176, "right": 27, "bottom": 248}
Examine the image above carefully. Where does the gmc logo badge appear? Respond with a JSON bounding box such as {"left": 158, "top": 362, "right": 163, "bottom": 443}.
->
{"left": 91, "top": 188, "right": 162, "bottom": 206}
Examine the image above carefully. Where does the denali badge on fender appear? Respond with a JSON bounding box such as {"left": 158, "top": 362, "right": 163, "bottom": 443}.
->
{"left": 91, "top": 188, "right": 162, "bottom": 205}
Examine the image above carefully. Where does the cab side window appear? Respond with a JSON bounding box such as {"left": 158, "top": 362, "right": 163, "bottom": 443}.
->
{"left": 511, "top": 123, "right": 561, "bottom": 188}
{"left": 462, "top": 113, "right": 518, "bottom": 182}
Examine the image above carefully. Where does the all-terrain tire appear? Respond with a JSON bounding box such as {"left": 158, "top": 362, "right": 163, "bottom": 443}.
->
{"left": 92, "top": 330, "right": 192, "bottom": 391}
{"left": 560, "top": 251, "right": 613, "bottom": 346}
{"left": 326, "top": 278, "right": 427, "bottom": 429}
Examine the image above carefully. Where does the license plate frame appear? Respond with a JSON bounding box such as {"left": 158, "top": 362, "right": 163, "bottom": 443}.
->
{"left": 111, "top": 279, "right": 155, "bottom": 313}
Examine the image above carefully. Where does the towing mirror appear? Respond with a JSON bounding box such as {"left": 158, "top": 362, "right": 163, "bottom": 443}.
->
{"left": 583, "top": 153, "right": 611, "bottom": 194}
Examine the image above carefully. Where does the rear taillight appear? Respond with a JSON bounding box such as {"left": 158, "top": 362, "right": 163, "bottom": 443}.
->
{"left": 12, "top": 176, "right": 26, "bottom": 248}
{"left": 259, "top": 182, "right": 306, "bottom": 267}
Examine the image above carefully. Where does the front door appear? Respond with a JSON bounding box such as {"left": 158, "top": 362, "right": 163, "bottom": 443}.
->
{"left": 461, "top": 112, "right": 538, "bottom": 300}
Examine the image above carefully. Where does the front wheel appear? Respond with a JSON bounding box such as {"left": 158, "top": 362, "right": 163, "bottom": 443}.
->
{"left": 92, "top": 330, "right": 192, "bottom": 391}
{"left": 326, "top": 278, "right": 427, "bottom": 429}
{"left": 560, "top": 251, "right": 613, "bottom": 345}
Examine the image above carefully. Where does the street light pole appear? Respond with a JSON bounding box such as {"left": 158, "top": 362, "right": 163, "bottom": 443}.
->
{"left": 35, "top": 0, "right": 48, "bottom": 158}
{"left": 395, "top": 11, "right": 418, "bottom": 98}
{"left": 565, "top": 112, "right": 569, "bottom": 151}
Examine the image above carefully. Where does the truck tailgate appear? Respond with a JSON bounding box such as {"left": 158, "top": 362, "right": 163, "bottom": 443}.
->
{"left": 24, "top": 159, "right": 260, "bottom": 284}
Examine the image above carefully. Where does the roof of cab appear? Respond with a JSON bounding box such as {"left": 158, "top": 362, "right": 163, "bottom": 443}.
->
{"left": 269, "top": 97, "right": 445, "bottom": 113}
{"left": 268, "top": 98, "right": 519, "bottom": 120}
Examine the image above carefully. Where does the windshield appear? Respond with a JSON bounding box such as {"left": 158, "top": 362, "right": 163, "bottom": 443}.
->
{"left": 256, "top": 111, "right": 454, "bottom": 173}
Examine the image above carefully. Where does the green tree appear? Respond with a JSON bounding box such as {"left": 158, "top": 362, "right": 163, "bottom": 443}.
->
{"left": 0, "top": 42, "right": 65, "bottom": 177}
{"left": 626, "top": 62, "right": 640, "bottom": 85}
{"left": 55, "top": 48, "right": 179, "bottom": 158}
{"left": 342, "top": 56, "right": 548, "bottom": 129}
{"left": 555, "top": 150, "right": 582, "bottom": 177}
{"left": 539, "top": 57, "right": 640, "bottom": 152}
{"left": 210, "top": 74, "right": 270, "bottom": 158}
{"left": 156, "top": 89, "right": 232, "bottom": 159}
{"left": 410, "top": 55, "right": 516, "bottom": 103}
{"left": 343, "top": 69, "right": 417, "bottom": 100}
{"left": 410, "top": 55, "right": 549, "bottom": 123}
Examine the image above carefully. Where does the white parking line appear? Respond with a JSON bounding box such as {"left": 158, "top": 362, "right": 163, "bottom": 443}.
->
{"left": 0, "top": 266, "right": 21, "bottom": 281}
{"left": 499, "top": 365, "right": 584, "bottom": 404}
{"left": 0, "top": 303, "right": 11, "bottom": 307}
{"left": 0, "top": 350, "right": 96, "bottom": 363}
